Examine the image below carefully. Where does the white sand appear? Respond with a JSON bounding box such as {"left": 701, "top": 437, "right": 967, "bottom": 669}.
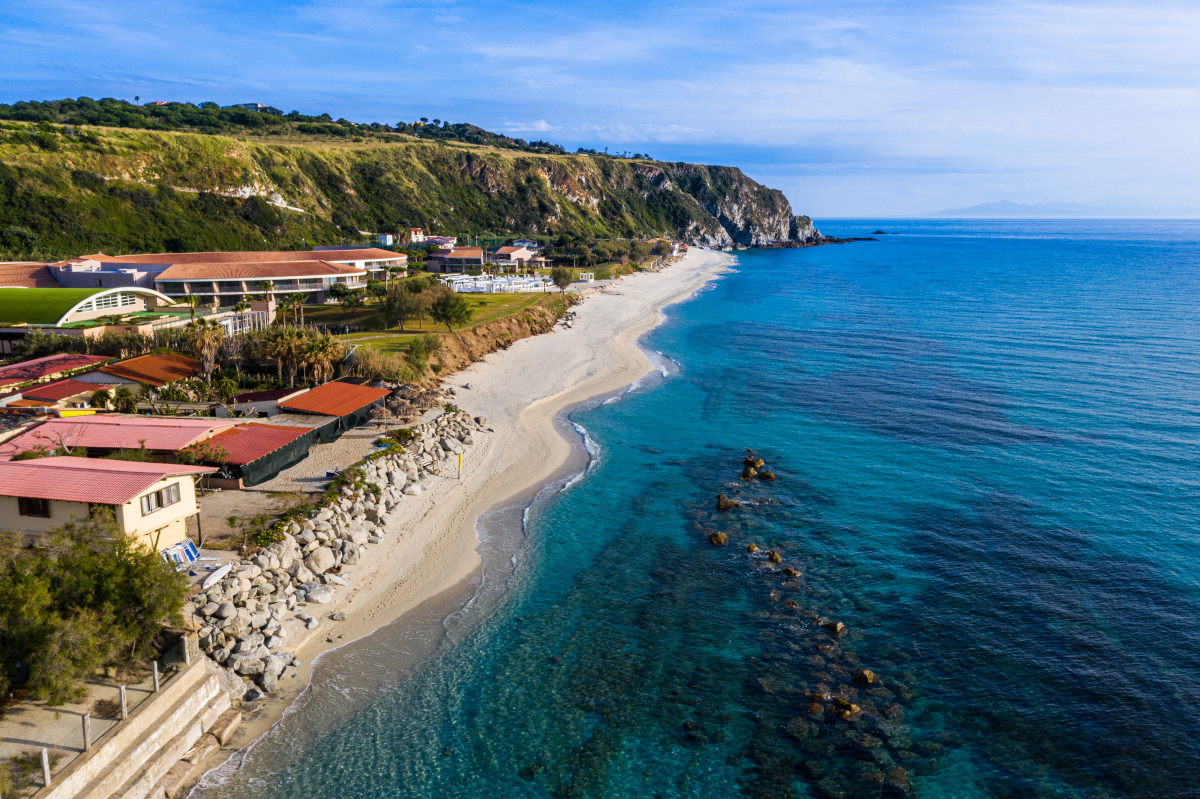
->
{"left": 224, "top": 248, "right": 734, "bottom": 745}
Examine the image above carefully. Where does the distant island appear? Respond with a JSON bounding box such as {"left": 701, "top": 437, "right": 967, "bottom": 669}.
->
{"left": 927, "top": 200, "right": 1200, "bottom": 219}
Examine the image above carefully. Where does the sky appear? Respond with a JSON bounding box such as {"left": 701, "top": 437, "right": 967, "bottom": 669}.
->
{"left": 2, "top": 0, "right": 1199, "bottom": 217}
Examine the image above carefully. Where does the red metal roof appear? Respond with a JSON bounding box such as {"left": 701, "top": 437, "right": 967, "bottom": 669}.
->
{"left": 278, "top": 381, "right": 390, "bottom": 417}
{"left": 0, "top": 354, "right": 112, "bottom": 385}
{"left": 0, "top": 457, "right": 214, "bottom": 504}
{"left": 201, "top": 423, "right": 310, "bottom": 465}
{"left": 23, "top": 379, "right": 113, "bottom": 402}
{"left": 97, "top": 352, "right": 200, "bottom": 387}
{"left": 0, "top": 417, "right": 237, "bottom": 460}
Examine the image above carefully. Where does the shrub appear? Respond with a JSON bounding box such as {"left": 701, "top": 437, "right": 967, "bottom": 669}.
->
{"left": 0, "top": 510, "right": 189, "bottom": 703}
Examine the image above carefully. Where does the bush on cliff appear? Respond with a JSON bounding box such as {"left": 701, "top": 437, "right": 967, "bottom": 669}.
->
{"left": 0, "top": 510, "right": 189, "bottom": 703}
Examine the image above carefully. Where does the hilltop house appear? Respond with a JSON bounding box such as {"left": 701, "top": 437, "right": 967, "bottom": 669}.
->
{"left": 0, "top": 457, "right": 216, "bottom": 561}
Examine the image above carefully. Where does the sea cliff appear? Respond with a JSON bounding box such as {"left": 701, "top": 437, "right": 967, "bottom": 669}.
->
{"left": 0, "top": 122, "right": 817, "bottom": 258}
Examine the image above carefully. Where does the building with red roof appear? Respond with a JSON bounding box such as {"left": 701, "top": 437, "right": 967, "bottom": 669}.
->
{"left": 0, "top": 415, "right": 238, "bottom": 461}
{"left": 0, "top": 353, "right": 112, "bottom": 388}
{"left": 191, "top": 422, "right": 314, "bottom": 487}
{"left": 0, "top": 456, "right": 215, "bottom": 558}
{"left": 278, "top": 380, "right": 390, "bottom": 418}
{"left": 75, "top": 352, "right": 201, "bottom": 388}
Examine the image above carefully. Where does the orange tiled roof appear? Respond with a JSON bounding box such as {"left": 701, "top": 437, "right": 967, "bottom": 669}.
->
{"left": 97, "top": 352, "right": 200, "bottom": 387}
{"left": 278, "top": 381, "right": 390, "bottom": 417}
{"left": 0, "top": 262, "right": 60, "bottom": 288}
{"left": 74, "top": 248, "right": 404, "bottom": 265}
{"left": 156, "top": 261, "right": 362, "bottom": 281}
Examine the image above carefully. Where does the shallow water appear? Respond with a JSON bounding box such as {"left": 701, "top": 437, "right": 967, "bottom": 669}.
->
{"left": 194, "top": 220, "right": 1200, "bottom": 799}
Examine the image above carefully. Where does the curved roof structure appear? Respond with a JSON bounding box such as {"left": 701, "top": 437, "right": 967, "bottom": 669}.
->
{"left": 0, "top": 287, "right": 173, "bottom": 326}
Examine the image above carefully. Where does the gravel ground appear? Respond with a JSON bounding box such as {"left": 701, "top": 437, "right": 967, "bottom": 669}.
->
{"left": 255, "top": 423, "right": 388, "bottom": 493}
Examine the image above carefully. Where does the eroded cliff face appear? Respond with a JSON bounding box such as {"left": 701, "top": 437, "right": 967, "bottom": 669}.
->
{"left": 0, "top": 124, "right": 816, "bottom": 257}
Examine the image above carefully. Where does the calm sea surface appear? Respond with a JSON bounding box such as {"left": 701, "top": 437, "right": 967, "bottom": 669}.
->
{"left": 195, "top": 220, "right": 1200, "bottom": 799}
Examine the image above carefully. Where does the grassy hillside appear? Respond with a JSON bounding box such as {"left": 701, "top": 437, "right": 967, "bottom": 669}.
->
{"left": 0, "top": 118, "right": 804, "bottom": 260}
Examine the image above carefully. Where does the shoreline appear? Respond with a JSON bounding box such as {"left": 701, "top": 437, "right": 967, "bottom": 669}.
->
{"left": 193, "top": 248, "right": 735, "bottom": 788}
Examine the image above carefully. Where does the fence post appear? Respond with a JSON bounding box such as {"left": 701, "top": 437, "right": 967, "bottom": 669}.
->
{"left": 182, "top": 635, "right": 191, "bottom": 666}
{"left": 153, "top": 661, "right": 160, "bottom": 692}
{"left": 41, "top": 747, "right": 51, "bottom": 787}
{"left": 120, "top": 686, "right": 128, "bottom": 721}
{"left": 82, "top": 713, "right": 91, "bottom": 751}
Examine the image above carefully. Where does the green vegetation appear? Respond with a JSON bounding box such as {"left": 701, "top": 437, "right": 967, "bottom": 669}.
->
{"left": 0, "top": 287, "right": 103, "bottom": 325}
{"left": 429, "top": 291, "right": 472, "bottom": 332}
{"left": 0, "top": 98, "right": 567, "bottom": 154}
{"left": 0, "top": 115, "right": 791, "bottom": 261}
{"left": 0, "top": 509, "right": 189, "bottom": 703}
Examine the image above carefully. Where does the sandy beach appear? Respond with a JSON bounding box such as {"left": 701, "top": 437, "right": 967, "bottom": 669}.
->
{"left": 209, "top": 247, "right": 733, "bottom": 765}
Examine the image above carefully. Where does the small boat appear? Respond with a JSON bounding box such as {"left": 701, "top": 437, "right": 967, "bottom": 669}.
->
{"left": 202, "top": 563, "right": 233, "bottom": 590}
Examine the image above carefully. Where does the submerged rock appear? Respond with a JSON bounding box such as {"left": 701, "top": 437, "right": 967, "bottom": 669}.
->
{"left": 716, "top": 494, "right": 740, "bottom": 511}
{"left": 742, "top": 466, "right": 757, "bottom": 479}
{"left": 783, "top": 566, "right": 800, "bottom": 577}
{"left": 854, "top": 668, "right": 877, "bottom": 684}
{"left": 822, "top": 620, "right": 847, "bottom": 636}
{"left": 768, "top": 551, "right": 782, "bottom": 564}
{"left": 709, "top": 531, "right": 728, "bottom": 546}
{"left": 757, "top": 471, "right": 777, "bottom": 481}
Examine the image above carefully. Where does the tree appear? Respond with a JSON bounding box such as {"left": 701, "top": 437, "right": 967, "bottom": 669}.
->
{"left": 113, "top": 385, "right": 137, "bottom": 413}
{"left": 188, "top": 318, "right": 224, "bottom": 384}
{"left": 366, "top": 279, "right": 387, "bottom": 303}
{"left": 429, "top": 290, "right": 472, "bottom": 332}
{"left": 90, "top": 388, "right": 112, "bottom": 409}
{"left": 382, "top": 284, "right": 427, "bottom": 331}
{"left": 181, "top": 294, "right": 200, "bottom": 321}
{"left": 551, "top": 266, "right": 574, "bottom": 294}
{"left": 216, "top": 376, "right": 238, "bottom": 403}
{"left": 0, "top": 509, "right": 189, "bottom": 702}
{"left": 285, "top": 293, "right": 307, "bottom": 325}
{"left": 328, "top": 282, "right": 351, "bottom": 300}
{"left": 340, "top": 288, "right": 366, "bottom": 310}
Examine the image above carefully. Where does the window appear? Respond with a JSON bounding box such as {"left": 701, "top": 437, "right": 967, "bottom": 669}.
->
{"left": 120, "top": 292, "right": 137, "bottom": 307}
{"left": 140, "top": 482, "right": 181, "bottom": 516}
{"left": 95, "top": 278, "right": 103, "bottom": 287}
{"left": 94, "top": 293, "right": 120, "bottom": 310}
{"left": 18, "top": 497, "right": 49, "bottom": 517}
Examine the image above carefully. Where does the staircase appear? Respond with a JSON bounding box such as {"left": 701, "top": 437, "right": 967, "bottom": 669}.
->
{"left": 40, "top": 659, "right": 242, "bottom": 799}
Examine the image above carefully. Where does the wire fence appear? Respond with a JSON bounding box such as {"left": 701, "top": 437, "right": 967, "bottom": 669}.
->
{"left": 5, "top": 635, "right": 196, "bottom": 796}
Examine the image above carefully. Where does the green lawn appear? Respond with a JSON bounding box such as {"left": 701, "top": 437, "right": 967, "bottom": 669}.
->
{"left": 0, "top": 287, "right": 104, "bottom": 325}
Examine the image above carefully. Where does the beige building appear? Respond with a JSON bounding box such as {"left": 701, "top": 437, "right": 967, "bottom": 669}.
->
{"left": 0, "top": 457, "right": 216, "bottom": 560}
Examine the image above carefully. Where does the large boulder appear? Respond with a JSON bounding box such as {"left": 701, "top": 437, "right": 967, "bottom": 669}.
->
{"left": 341, "top": 543, "right": 361, "bottom": 566}
{"left": 214, "top": 601, "right": 237, "bottom": 620}
{"left": 307, "top": 585, "right": 334, "bottom": 604}
{"left": 305, "top": 547, "right": 336, "bottom": 575}
{"left": 228, "top": 653, "right": 265, "bottom": 676}
{"left": 233, "top": 632, "right": 264, "bottom": 654}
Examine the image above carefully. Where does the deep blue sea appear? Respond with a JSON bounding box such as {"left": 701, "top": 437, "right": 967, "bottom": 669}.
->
{"left": 196, "top": 220, "right": 1200, "bottom": 799}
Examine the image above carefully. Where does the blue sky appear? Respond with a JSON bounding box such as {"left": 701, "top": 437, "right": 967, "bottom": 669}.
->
{"left": 3, "top": 0, "right": 1198, "bottom": 216}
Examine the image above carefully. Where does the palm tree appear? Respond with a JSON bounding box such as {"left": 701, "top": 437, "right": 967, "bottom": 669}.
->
{"left": 113, "top": 385, "right": 136, "bottom": 413}
{"left": 136, "top": 381, "right": 158, "bottom": 414}
{"left": 286, "top": 293, "right": 306, "bottom": 326}
{"left": 274, "top": 327, "right": 306, "bottom": 387}
{"left": 188, "top": 318, "right": 225, "bottom": 384}
{"left": 90, "top": 388, "right": 112, "bottom": 410}
{"left": 182, "top": 294, "right": 200, "bottom": 321}
{"left": 305, "top": 333, "right": 342, "bottom": 384}
{"left": 257, "top": 280, "right": 275, "bottom": 304}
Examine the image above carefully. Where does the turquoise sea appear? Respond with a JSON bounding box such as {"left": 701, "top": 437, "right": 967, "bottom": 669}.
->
{"left": 195, "top": 220, "right": 1200, "bottom": 799}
